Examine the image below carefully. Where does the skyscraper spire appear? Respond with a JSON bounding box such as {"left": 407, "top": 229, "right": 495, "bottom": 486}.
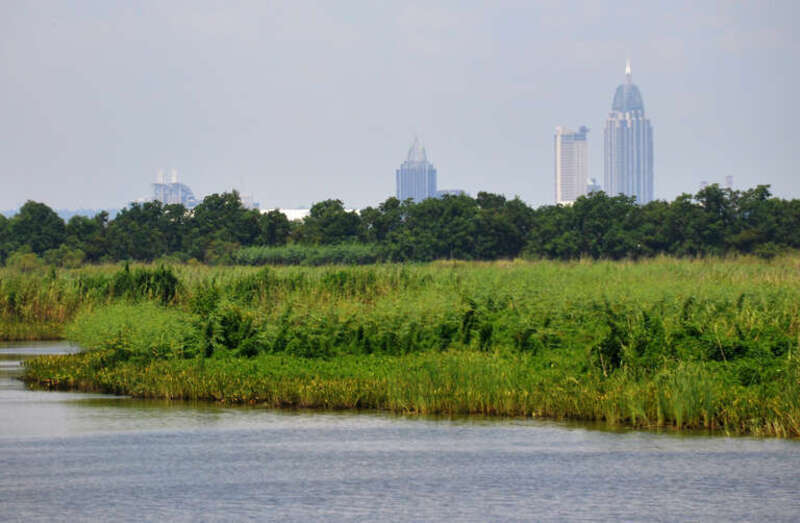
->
{"left": 606, "top": 59, "right": 653, "bottom": 204}
{"left": 406, "top": 136, "right": 428, "bottom": 163}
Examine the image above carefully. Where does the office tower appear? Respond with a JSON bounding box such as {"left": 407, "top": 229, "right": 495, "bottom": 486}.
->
{"left": 396, "top": 137, "right": 437, "bottom": 202}
{"left": 604, "top": 60, "right": 654, "bottom": 204}
{"left": 152, "top": 169, "right": 198, "bottom": 208}
{"left": 554, "top": 126, "right": 589, "bottom": 204}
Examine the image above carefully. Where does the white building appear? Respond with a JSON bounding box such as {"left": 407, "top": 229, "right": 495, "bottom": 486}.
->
{"left": 554, "top": 126, "right": 589, "bottom": 205}
{"left": 262, "top": 208, "right": 310, "bottom": 221}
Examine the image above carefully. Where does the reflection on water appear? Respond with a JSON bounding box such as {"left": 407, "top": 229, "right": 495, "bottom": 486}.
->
{"left": 1, "top": 342, "right": 799, "bottom": 521}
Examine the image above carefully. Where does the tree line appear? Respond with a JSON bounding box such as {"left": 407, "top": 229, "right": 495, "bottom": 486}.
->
{"left": 0, "top": 184, "right": 798, "bottom": 267}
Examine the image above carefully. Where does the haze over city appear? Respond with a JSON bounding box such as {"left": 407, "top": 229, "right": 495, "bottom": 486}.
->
{"left": 1, "top": 0, "right": 797, "bottom": 211}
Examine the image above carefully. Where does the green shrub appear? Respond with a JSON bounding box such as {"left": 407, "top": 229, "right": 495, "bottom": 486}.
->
{"left": 66, "top": 303, "right": 199, "bottom": 361}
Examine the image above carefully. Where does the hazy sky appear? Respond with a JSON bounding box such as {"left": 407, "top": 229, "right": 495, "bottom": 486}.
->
{"left": 1, "top": 0, "right": 797, "bottom": 211}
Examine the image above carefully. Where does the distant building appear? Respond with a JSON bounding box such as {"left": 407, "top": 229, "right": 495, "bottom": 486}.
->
{"left": 152, "top": 169, "right": 198, "bottom": 208}
{"left": 396, "top": 138, "right": 437, "bottom": 203}
{"left": 587, "top": 177, "right": 602, "bottom": 195}
{"left": 261, "top": 208, "right": 357, "bottom": 221}
{"left": 725, "top": 175, "right": 734, "bottom": 190}
{"left": 554, "top": 126, "right": 589, "bottom": 204}
{"left": 436, "top": 189, "right": 467, "bottom": 198}
{"left": 604, "top": 60, "right": 654, "bottom": 204}
{"left": 239, "top": 193, "right": 260, "bottom": 211}
{"left": 263, "top": 208, "right": 310, "bottom": 221}
{"left": 699, "top": 176, "right": 734, "bottom": 193}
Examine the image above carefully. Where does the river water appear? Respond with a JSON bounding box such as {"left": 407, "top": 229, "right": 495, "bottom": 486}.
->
{"left": 1, "top": 342, "right": 799, "bottom": 521}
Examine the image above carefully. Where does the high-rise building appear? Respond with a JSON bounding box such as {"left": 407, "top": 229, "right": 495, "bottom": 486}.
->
{"left": 554, "top": 126, "right": 589, "bottom": 204}
{"left": 603, "top": 60, "right": 654, "bottom": 204}
{"left": 152, "top": 169, "right": 198, "bottom": 208}
{"left": 396, "top": 137, "right": 437, "bottom": 203}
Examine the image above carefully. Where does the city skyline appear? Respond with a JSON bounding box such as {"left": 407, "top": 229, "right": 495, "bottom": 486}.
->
{"left": 0, "top": 2, "right": 797, "bottom": 211}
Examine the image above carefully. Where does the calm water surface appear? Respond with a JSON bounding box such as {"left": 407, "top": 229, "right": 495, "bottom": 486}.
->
{"left": 1, "top": 342, "right": 799, "bottom": 521}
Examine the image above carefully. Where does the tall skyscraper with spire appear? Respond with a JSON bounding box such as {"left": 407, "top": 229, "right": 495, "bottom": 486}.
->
{"left": 396, "top": 137, "right": 437, "bottom": 202}
{"left": 603, "top": 60, "right": 654, "bottom": 204}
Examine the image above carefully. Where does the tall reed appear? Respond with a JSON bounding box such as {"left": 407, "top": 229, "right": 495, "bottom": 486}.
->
{"left": 19, "top": 254, "right": 800, "bottom": 437}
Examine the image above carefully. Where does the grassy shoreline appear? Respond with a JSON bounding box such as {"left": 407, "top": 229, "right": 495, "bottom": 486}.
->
{"left": 23, "top": 350, "right": 799, "bottom": 437}
{"left": 8, "top": 256, "right": 800, "bottom": 437}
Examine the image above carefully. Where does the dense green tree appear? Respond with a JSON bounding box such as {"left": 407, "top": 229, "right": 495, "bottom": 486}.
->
{"left": 300, "top": 199, "right": 362, "bottom": 245}
{"left": 188, "top": 192, "right": 260, "bottom": 259}
{"left": 2, "top": 184, "right": 798, "bottom": 265}
{"left": 662, "top": 194, "right": 707, "bottom": 256}
{"left": 524, "top": 204, "right": 574, "bottom": 259}
{"left": 476, "top": 192, "right": 507, "bottom": 210}
{"left": 162, "top": 204, "right": 191, "bottom": 255}
{"left": 776, "top": 199, "right": 800, "bottom": 249}
{"left": 66, "top": 215, "right": 100, "bottom": 248}
{"left": 525, "top": 193, "right": 642, "bottom": 260}
{"left": 692, "top": 184, "right": 736, "bottom": 255}
{"left": 7, "top": 201, "right": 66, "bottom": 256}
{"left": 474, "top": 193, "right": 529, "bottom": 259}
{"left": 502, "top": 197, "right": 536, "bottom": 239}
{"left": 106, "top": 203, "right": 162, "bottom": 261}
{"left": 360, "top": 197, "right": 405, "bottom": 244}
{"left": 383, "top": 195, "right": 479, "bottom": 261}
{"left": 65, "top": 213, "right": 109, "bottom": 262}
{"left": 726, "top": 185, "right": 776, "bottom": 252}
{"left": 573, "top": 193, "right": 641, "bottom": 259}
{"left": 0, "top": 214, "right": 8, "bottom": 263}
{"left": 258, "top": 210, "right": 290, "bottom": 246}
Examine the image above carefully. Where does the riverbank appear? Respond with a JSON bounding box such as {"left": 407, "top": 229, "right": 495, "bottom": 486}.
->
{"left": 13, "top": 256, "right": 800, "bottom": 437}
{"left": 23, "top": 349, "right": 799, "bottom": 437}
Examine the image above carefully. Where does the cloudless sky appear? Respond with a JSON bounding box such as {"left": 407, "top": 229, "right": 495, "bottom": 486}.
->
{"left": 0, "top": 0, "right": 797, "bottom": 211}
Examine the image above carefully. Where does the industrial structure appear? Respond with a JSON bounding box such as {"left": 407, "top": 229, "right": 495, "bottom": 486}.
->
{"left": 554, "top": 126, "right": 589, "bottom": 204}
{"left": 152, "top": 169, "right": 198, "bottom": 208}
{"left": 603, "top": 60, "right": 654, "bottom": 204}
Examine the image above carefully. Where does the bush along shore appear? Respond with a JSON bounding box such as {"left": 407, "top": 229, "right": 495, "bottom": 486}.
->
{"left": 16, "top": 257, "right": 800, "bottom": 437}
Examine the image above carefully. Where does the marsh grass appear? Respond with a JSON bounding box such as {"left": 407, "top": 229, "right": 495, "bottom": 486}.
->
{"left": 15, "top": 254, "right": 800, "bottom": 437}
{"left": 0, "top": 263, "right": 180, "bottom": 339}
{"left": 25, "top": 351, "right": 800, "bottom": 437}
{"left": 233, "top": 244, "right": 380, "bottom": 266}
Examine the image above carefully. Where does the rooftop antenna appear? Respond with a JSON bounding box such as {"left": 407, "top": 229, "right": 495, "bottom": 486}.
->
{"left": 625, "top": 58, "right": 632, "bottom": 84}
